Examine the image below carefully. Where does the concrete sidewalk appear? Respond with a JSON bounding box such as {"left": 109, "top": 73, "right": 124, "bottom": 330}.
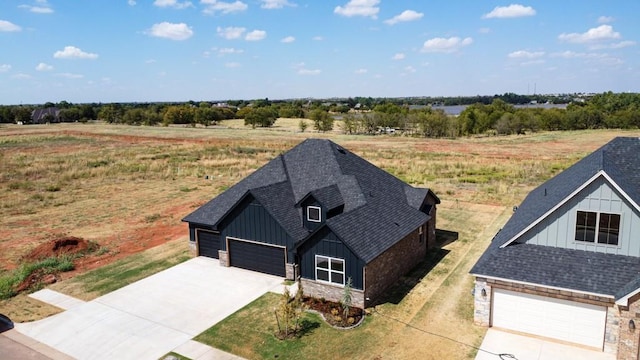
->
{"left": 15, "top": 257, "right": 283, "bottom": 360}
{"left": 476, "top": 329, "right": 615, "bottom": 360}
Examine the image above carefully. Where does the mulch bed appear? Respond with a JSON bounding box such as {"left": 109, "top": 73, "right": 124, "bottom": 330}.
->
{"left": 302, "top": 296, "right": 365, "bottom": 328}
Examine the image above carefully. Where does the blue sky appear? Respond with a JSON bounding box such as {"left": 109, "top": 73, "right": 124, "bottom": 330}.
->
{"left": 1, "top": 0, "right": 639, "bottom": 104}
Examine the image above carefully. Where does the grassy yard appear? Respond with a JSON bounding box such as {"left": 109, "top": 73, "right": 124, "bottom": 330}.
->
{"left": 1, "top": 122, "right": 638, "bottom": 358}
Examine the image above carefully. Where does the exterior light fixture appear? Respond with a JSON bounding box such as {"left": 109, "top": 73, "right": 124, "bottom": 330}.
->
{"left": 630, "top": 319, "right": 636, "bottom": 331}
{"left": 481, "top": 288, "right": 487, "bottom": 298}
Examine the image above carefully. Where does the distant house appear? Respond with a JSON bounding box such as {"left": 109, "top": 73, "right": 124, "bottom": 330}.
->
{"left": 471, "top": 137, "right": 640, "bottom": 357}
{"left": 31, "top": 107, "right": 61, "bottom": 124}
{"left": 183, "top": 139, "right": 440, "bottom": 307}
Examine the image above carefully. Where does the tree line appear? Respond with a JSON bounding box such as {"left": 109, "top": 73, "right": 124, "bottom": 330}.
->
{"left": 1, "top": 92, "right": 639, "bottom": 138}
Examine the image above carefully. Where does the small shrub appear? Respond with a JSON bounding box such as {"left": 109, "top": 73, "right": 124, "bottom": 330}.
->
{"left": 145, "top": 213, "right": 162, "bottom": 223}
{"left": 46, "top": 184, "right": 61, "bottom": 192}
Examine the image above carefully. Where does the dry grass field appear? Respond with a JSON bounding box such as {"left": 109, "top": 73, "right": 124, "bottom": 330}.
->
{"left": 1, "top": 121, "right": 638, "bottom": 358}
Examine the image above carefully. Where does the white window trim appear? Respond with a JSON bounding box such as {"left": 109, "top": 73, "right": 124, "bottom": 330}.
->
{"left": 307, "top": 206, "right": 322, "bottom": 223}
{"left": 574, "top": 210, "right": 621, "bottom": 246}
{"left": 315, "top": 255, "right": 345, "bottom": 286}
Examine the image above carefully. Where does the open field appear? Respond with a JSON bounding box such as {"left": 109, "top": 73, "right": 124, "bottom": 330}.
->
{"left": 1, "top": 121, "right": 639, "bottom": 357}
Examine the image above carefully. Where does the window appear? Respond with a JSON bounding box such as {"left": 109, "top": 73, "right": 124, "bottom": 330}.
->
{"left": 419, "top": 225, "right": 425, "bottom": 243}
{"left": 315, "top": 255, "right": 345, "bottom": 286}
{"left": 307, "top": 206, "right": 321, "bottom": 223}
{"left": 575, "top": 211, "right": 620, "bottom": 246}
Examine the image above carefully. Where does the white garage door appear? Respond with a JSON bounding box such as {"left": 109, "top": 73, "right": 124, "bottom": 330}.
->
{"left": 492, "top": 288, "right": 606, "bottom": 349}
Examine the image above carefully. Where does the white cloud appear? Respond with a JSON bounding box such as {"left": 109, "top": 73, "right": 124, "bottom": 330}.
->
{"left": 519, "top": 60, "right": 545, "bottom": 66}
{"left": 508, "top": 50, "right": 545, "bottom": 59}
{"left": 146, "top": 59, "right": 157, "bottom": 63}
{"left": 35, "top": 62, "right": 53, "bottom": 71}
{"left": 153, "top": 0, "right": 193, "bottom": 9}
{"left": 201, "top": 0, "right": 248, "bottom": 15}
{"left": 53, "top": 46, "right": 99, "bottom": 59}
{"left": 384, "top": 10, "right": 423, "bottom": 25}
{"left": 334, "top": 0, "right": 379, "bottom": 19}
{"left": 128, "top": 0, "right": 137, "bottom": 5}
{"left": 217, "top": 26, "right": 246, "bottom": 39}
{"left": 421, "top": 37, "right": 473, "bottom": 53}
{"left": 355, "top": 68, "right": 367, "bottom": 74}
{"left": 294, "top": 62, "right": 320, "bottom": 75}
{"left": 559, "top": 25, "right": 621, "bottom": 44}
{"left": 18, "top": 4, "right": 54, "bottom": 14}
{"left": 281, "top": 36, "right": 295, "bottom": 43}
{"left": 483, "top": 4, "right": 536, "bottom": 19}
{"left": 225, "top": 62, "right": 241, "bottom": 68}
{"left": 312, "top": 36, "right": 324, "bottom": 41}
{"left": 12, "top": 73, "right": 32, "bottom": 79}
{"left": 218, "top": 47, "right": 244, "bottom": 54}
{"left": 403, "top": 66, "right": 416, "bottom": 73}
{"left": 260, "top": 0, "right": 295, "bottom": 9}
{"left": 392, "top": 53, "right": 405, "bottom": 60}
{"left": 245, "top": 30, "right": 266, "bottom": 41}
{"left": 298, "top": 68, "right": 321, "bottom": 75}
{"left": 55, "top": 73, "right": 84, "bottom": 79}
{"left": 147, "top": 22, "right": 194, "bottom": 40}
{"left": 0, "top": 20, "right": 22, "bottom": 32}
{"left": 478, "top": 27, "right": 491, "bottom": 34}
{"left": 589, "top": 40, "right": 636, "bottom": 50}
{"left": 597, "top": 16, "right": 614, "bottom": 24}
{"left": 0, "top": 64, "right": 11, "bottom": 72}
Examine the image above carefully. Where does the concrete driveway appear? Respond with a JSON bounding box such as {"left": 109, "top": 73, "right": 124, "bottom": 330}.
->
{"left": 15, "top": 257, "right": 284, "bottom": 360}
{"left": 476, "top": 329, "right": 615, "bottom": 360}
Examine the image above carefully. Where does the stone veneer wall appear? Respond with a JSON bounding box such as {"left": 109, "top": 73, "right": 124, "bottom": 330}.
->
{"left": 473, "top": 278, "right": 491, "bottom": 326}
{"left": 286, "top": 263, "right": 298, "bottom": 280}
{"left": 473, "top": 277, "right": 619, "bottom": 354}
{"left": 617, "top": 293, "right": 640, "bottom": 359}
{"left": 364, "top": 227, "right": 425, "bottom": 306}
{"left": 218, "top": 250, "right": 229, "bottom": 266}
{"left": 301, "top": 278, "right": 365, "bottom": 308}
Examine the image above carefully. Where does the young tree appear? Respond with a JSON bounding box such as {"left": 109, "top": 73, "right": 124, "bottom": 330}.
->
{"left": 341, "top": 277, "right": 353, "bottom": 319}
{"left": 298, "top": 119, "right": 308, "bottom": 132}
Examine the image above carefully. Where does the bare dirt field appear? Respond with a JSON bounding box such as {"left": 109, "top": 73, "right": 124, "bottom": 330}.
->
{"left": 1, "top": 122, "right": 638, "bottom": 357}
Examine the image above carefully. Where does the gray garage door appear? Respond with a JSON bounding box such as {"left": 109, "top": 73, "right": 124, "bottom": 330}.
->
{"left": 197, "top": 229, "right": 220, "bottom": 259}
{"left": 228, "top": 239, "right": 286, "bottom": 277}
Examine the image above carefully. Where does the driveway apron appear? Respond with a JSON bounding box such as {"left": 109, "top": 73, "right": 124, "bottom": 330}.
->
{"left": 15, "top": 257, "right": 283, "bottom": 360}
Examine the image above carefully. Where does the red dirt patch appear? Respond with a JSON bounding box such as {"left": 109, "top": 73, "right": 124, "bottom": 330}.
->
{"left": 24, "top": 236, "right": 92, "bottom": 261}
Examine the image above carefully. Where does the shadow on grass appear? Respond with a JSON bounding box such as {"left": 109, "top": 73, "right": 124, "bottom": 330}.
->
{"left": 298, "top": 318, "right": 321, "bottom": 337}
{"left": 371, "top": 228, "right": 459, "bottom": 306}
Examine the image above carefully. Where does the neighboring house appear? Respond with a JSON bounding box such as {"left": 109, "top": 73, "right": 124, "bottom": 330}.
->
{"left": 183, "top": 139, "right": 440, "bottom": 307}
{"left": 471, "top": 137, "right": 640, "bottom": 357}
{"left": 31, "top": 107, "right": 61, "bottom": 124}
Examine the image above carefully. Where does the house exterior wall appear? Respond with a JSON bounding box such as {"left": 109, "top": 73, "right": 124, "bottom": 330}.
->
{"left": 219, "top": 195, "right": 296, "bottom": 263}
{"left": 522, "top": 176, "right": 640, "bottom": 257}
{"left": 364, "top": 226, "right": 425, "bottom": 306}
{"left": 298, "top": 227, "right": 365, "bottom": 290}
{"left": 616, "top": 293, "right": 640, "bottom": 359}
{"left": 301, "top": 278, "right": 366, "bottom": 308}
{"left": 474, "top": 277, "right": 620, "bottom": 355}
{"left": 300, "top": 197, "right": 324, "bottom": 232}
{"left": 427, "top": 208, "right": 437, "bottom": 249}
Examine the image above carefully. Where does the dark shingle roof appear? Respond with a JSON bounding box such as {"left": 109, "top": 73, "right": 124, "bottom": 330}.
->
{"left": 183, "top": 138, "right": 438, "bottom": 263}
{"left": 471, "top": 137, "right": 640, "bottom": 299}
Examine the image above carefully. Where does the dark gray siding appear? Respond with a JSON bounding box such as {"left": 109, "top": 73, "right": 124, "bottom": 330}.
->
{"left": 298, "top": 226, "right": 365, "bottom": 289}
{"left": 301, "top": 198, "right": 325, "bottom": 232}
{"left": 219, "top": 195, "right": 297, "bottom": 263}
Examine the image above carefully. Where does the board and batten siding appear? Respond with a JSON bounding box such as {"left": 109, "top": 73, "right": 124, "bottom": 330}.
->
{"left": 219, "top": 195, "right": 296, "bottom": 263}
{"left": 523, "top": 175, "right": 640, "bottom": 256}
{"left": 298, "top": 226, "right": 365, "bottom": 290}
